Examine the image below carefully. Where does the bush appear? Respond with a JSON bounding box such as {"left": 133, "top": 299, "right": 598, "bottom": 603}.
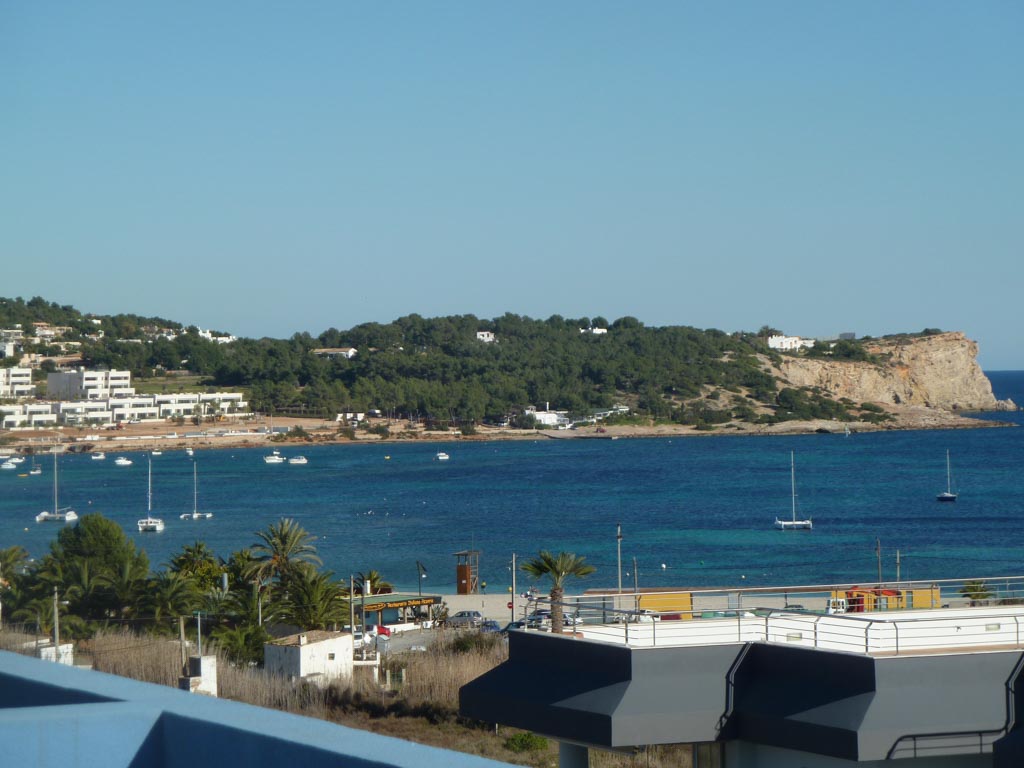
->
{"left": 504, "top": 732, "right": 549, "bottom": 753}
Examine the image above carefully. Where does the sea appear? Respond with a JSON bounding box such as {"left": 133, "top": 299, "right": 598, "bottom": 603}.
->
{"left": 3, "top": 372, "right": 1023, "bottom": 595}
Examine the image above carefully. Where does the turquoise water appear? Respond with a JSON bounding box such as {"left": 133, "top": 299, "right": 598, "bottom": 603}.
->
{"left": 3, "top": 373, "right": 1023, "bottom": 593}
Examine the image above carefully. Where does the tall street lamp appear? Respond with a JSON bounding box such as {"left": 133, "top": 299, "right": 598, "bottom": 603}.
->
{"left": 416, "top": 560, "right": 427, "bottom": 597}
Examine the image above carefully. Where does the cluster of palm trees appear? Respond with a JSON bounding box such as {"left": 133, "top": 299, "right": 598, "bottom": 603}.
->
{"left": 0, "top": 514, "right": 387, "bottom": 665}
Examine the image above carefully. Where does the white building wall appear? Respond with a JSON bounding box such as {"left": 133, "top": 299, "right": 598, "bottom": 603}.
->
{"left": 0, "top": 367, "right": 33, "bottom": 398}
{"left": 264, "top": 635, "right": 354, "bottom": 685}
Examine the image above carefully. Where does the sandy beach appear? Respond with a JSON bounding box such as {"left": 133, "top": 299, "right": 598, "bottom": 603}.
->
{"left": 1, "top": 404, "right": 1009, "bottom": 457}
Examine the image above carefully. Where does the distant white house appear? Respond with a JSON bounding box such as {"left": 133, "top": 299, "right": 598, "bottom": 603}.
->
{"left": 579, "top": 327, "right": 608, "bottom": 335}
{"left": 525, "top": 405, "right": 572, "bottom": 429}
{"left": 197, "top": 328, "right": 237, "bottom": 345}
{"left": 767, "top": 334, "right": 816, "bottom": 352}
{"left": 312, "top": 347, "right": 358, "bottom": 360}
{"left": 476, "top": 331, "right": 495, "bottom": 343}
{"left": 264, "top": 631, "right": 354, "bottom": 687}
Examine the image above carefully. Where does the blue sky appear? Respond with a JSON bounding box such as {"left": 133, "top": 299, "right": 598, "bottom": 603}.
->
{"left": 3, "top": 3, "right": 1021, "bottom": 367}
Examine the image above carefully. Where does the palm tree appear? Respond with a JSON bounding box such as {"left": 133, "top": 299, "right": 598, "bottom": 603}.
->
{"left": 280, "top": 570, "right": 348, "bottom": 630}
{"left": 168, "top": 541, "right": 222, "bottom": 592}
{"left": 245, "top": 518, "right": 322, "bottom": 586}
{"left": 0, "top": 545, "right": 29, "bottom": 584}
{"left": 520, "top": 551, "right": 595, "bottom": 634}
{"left": 354, "top": 569, "right": 393, "bottom": 596}
{"left": 144, "top": 572, "right": 201, "bottom": 631}
{"left": 959, "top": 580, "right": 995, "bottom": 606}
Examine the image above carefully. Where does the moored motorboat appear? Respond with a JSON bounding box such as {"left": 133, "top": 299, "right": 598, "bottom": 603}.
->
{"left": 92, "top": 452, "right": 106, "bottom": 460}
{"left": 436, "top": 451, "right": 450, "bottom": 461}
{"left": 115, "top": 456, "right": 133, "bottom": 466}
{"left": 288, "top": 455, "right": 308, "bottom": 465}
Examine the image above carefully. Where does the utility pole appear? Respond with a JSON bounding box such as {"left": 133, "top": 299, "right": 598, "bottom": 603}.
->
{"left": 179, "top": 616, "right": 187, "bottom": 673}
{"left": 349, "top": 575, "right": 356, "bottom": 635}
{"left": 510, "top": 553, "right": 517, "bottom": 623}
{"left": 52, "top": 587, "right": 60, "bottom": 648}
{"left": 896, "top": 550, "right": 901, "bottom": 583}
{"left": 616, "top": 524, "right": 623, "bottom": 595}
{"left": 876, "top": 538, "right": 882, "bottom": 584}
{"left": 633, "top": 556, "right": 639, "bottom": 593}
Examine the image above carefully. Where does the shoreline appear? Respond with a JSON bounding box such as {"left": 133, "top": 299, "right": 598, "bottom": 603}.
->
{"left": 1, "top": 407, "right": 1015, "bottom": 456}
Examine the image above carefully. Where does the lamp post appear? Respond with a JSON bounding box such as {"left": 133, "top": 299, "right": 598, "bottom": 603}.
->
{"left": 416, "top": 561, "right": 427, "bottom": 598}
{"left": 616, "top": 523, "right": 623, "bottom": 595}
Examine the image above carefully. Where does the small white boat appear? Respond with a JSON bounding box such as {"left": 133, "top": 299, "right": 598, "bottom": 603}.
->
{"left": 151, "top": 450, "right": 162, "bottom": 456}
{"left": 137, "top": 457, "right": 164, "bottom": 531}
{"left": 92, "top": 452, "right": 106, "bottom": 460}
{"left": 436, "top": 451, "right": 450, "bottom": 461}
{"left": 137, "top": 516, "right": 165, "bottom": 532}
{"left": 29, "top": 466, "right": 42, "bottom": 476}
{"left": 1, "top": 461, "right": 15, "bottom": 471}
{"left": 774, "top": 452, "right": 813, "bottom": 531}
{"left": 36, "top": 509, "right": 79, "bottom": 523}
{"left": 9, "top": 456, "right": 24, "bottom": 464}
{"left": 180, "top": 462, "right": 213, "bottom": 520}
{"left": 185, "top": 448, "right": 194, "bottom": 456}
{"left": 264, "top": 449, "right": 285, "bottom": 464}
{"left": 937, "top": 449, "right": 958, "bottom": 502}
{"left": 287, "top": 455, "right": 308, "bottom": 465}
{"left": 36, "top": 448, "right": 77, "bottom": 524}
{"left": 115, "top": 456, "right": 133, "bottom": 466}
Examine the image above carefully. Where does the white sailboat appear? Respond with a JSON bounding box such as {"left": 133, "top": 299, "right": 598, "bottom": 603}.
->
{"left": 137, "top": 456, "right": 165, "bottom": 532}
{"left": 35, "top": 448, "right": 78, "bottom": 523}
{"left": 180, "top": 461, "right": 213, "bottom": 520}
{"left": 774, "top": 451, "right": 813, "bottom": 531}
{"left": 937, "top": 449, "right": 958, "bottom": 502}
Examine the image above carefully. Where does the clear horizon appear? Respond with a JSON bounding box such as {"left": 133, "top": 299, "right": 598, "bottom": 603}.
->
{"left": 3, "top": 3, "right": 1021, "bottom": 368}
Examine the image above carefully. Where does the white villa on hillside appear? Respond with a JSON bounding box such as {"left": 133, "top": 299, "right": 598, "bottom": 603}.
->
{"left": 767, "top": 334, "right": 816, "bottom": 351}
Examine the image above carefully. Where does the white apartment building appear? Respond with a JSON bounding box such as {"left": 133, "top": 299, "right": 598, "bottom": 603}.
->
{"left": 47, "top": 368, "right": 134, "bottom": 400}
{"left": 0, "top": 367, "right": 34, "bottom": 398}
{"left": 0, "top": 403, "right": 58, "bottom": 429}
{"left": 475, "top": 331, "right": 495, "bottom": 343}
{"left": 767, "top": 334, "right": 816, "bottom": 351}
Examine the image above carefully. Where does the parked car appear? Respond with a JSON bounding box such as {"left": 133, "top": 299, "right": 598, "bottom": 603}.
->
{"left": 479, "top": 619, "right": 502, "bottom": 633}
{"left": 501, "top": 620, "right": 525, "bottom": 634}
{"left": 447, "top": 610, "right": 483, "bottom": 628}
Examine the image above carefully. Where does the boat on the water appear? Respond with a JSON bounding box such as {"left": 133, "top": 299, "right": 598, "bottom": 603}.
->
{"left": 115, "top": 456, "right": 133, "bottom": 466}
{"left": 180, "top": 461, "right": 213, "bottom": 520}
{"left": 937, "top": 449, "right": 958, "bottom": 502}
{"left": 287, "top": 455, "right": 308, "bottom": 465}
{"left": 36, "top": 448, "right": 78, "bottom": 524}
{"left": 774, "top": 451, "right": 812, "bottom": 531}
{"left": 92, "top": 452, "right": 106, "bottom": 460}
{"left": 1, "top": 461, "right": 15, "bottom": 471}
{"left": 137, "top": 456, "right": 165, "bottom": 532}
{"left": 264, "top": 449, "right": 285, "bottom": 464}
{"left": 185, "top": 447, "right": 194, "bottom": 456}
{"left": 436, "top": 451, "right": 450, "bottom": 461}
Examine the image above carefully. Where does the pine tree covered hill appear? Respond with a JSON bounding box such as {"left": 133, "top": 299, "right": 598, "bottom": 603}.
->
{"left": 1, "top": 296, "right": 887, "bottom": 426}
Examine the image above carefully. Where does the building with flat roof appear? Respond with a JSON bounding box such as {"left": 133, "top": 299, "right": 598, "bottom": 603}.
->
{"left": 0, "top": 366, "right": 33, "bottom": 398}
{"left": 48, "top": 368, "right": 134, "bottom": 400}
{"left": 462, "top": 579, "right": 1024, "bottom": 767}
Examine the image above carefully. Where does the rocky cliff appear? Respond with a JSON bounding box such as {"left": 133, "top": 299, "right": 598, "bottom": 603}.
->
{"left": 774, "top": 332, "right": 1015, "bottom": 411}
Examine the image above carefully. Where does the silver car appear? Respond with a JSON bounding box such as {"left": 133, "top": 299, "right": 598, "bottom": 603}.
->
{"left": 447, "top": 610, "right": 483, "bottom": 628}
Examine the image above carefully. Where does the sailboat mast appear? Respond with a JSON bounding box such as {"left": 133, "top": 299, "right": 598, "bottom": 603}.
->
{"left": 148, "top": 456, "right": 152, "bottom": 513}
{"left": 790, "top": 451, "right": 797, "bottom": 522}
{"left": 53, "top": 447, "right": 58, "bottom": 512}
{"left": 193, "top": 461, "right": 198, "bottom": 514}
{"left": 946, "top": 450, "right": 952, "bottom": 495}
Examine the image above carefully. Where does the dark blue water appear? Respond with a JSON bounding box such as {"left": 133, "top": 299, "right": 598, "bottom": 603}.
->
{"left": 4, "top": 373, "right": 1023, "bottom": 593}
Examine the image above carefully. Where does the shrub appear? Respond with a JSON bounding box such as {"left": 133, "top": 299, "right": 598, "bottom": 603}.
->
{"left": 504, "top": 732, "right": 549, "bottom": 753}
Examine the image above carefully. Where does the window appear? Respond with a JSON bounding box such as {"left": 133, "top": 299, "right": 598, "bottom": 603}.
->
{"left": 328, "top": 653, "right": 335, "bottom": 661}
